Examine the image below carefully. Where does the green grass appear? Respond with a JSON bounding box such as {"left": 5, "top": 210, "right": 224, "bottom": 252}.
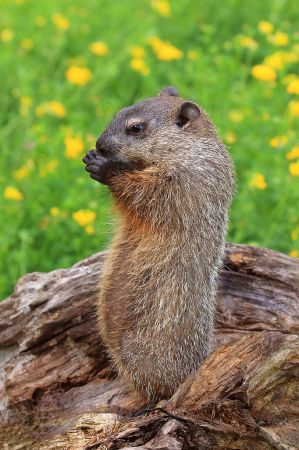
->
{"left": 1, "top": 0, "right": 298, "bottom": 300}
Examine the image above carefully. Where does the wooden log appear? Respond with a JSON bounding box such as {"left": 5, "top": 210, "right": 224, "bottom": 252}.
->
{"left": 0, "top": 243, "right": 298, "bottom": 449}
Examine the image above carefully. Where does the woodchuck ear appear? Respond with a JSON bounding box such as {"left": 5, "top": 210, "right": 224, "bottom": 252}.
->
{"left": 175, "top": 101, "right": 201, "bottom": 128}
{"left": 157, "top": 86, "right": 179, "bottom": 97}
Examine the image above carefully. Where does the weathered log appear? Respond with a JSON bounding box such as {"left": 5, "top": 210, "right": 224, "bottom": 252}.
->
{"left": 0, "top": 243, "right": 298, "bottom": 449}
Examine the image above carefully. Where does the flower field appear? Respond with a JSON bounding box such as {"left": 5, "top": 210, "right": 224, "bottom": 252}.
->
{"left": 1, "top": 0, "right": 298, "bottom": 300}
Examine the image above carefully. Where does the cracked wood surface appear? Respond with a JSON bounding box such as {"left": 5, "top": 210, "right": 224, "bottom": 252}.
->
{"left": 0, "top": 243, "right": 298, "bottom": 449}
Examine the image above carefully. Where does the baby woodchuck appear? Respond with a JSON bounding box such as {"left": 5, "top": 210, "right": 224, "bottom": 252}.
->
{"left": 83, "top": 86, "right": 235, "bottom": 401}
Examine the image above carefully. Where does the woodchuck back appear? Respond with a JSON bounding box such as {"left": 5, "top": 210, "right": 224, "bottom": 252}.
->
{"left": 83, "top": 86, "right": 235, "bottom": 402}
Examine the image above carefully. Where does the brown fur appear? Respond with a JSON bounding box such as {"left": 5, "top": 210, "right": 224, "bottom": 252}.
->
{"left": 83, "top": 87, "right": 236, "bottom": 401}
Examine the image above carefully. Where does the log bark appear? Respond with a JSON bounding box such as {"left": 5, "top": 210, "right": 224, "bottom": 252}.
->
{"left": 0, "top": 243, "right": 298, "bottom": 449}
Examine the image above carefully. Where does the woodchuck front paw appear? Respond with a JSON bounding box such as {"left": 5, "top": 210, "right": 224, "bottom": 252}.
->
{"left": 82, "top": 150, "right": 112, "bottom": 185}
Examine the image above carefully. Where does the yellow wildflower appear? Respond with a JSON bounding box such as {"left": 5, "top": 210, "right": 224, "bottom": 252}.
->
{"left": 130, "top": 58, "right": 150, "bottom": 76}
{"left": 151, "top": 0, "right": 171, "bottom": 17}
{"left": 269, "top": 135, "right": 288, "bottom": 148}
{"left": 289, "top": 100, "right": 299, "bottom": 116}
{"left": 1, "top": 29, "right": 13, "bottom": 42}
{"left": 35, "top": 104, "right": 46, "bottom": 117}
{"left": 64, "top": 132, "right": 85, "bottom": 158}
{"left": 281, "top": 52, "right": 299, "bottom": 63}
{"left": 35, "top": 16, "right": 46, "bottom": 26}
{"left": 65, "top": 66, "right": 92, "bottom": 86}
{"left": 148, "top": 37, "right": 183, "bottom": 61}
{"left": 291, "top": 229, "right": 299, "bottom": 240}
{"left": 21, "top": 38, "right": 34, "bottom": 49}
{"left": 39, "top": 135, "right": 48, "bottom": 143}
{"left": 85, "top": 225, "right": 95, "bottom": 235}
{"left": 268, "top": 31, "right": 289, "bottom": 46}
{"left": 89, "top": 41, "right": 109, "bottom": 56}
{"left": 264, "top": 53, "right": 284, "bottom": 70}
{"left": 225, "top": 131, "right": 237, "bottom": 144}
{"left": 48, "top": 101, "right": 66, "bottom": 118}
{"left": 289, "top": 161, "right": 299, "bottom": 176}
{"left": 258, "top": 21, "right": 274, "bottom": 35}
{"left": 47, "top": 159, "right": 59, "bottom": 172}
{"left": 262, "top": 112, "right": 270, "bottom": 120}
{"left": 240, "top": 36, "right": 258, "bottom": 50}
{"left": 251, "top": 65, "right": 276, "bottom": 81}
{"left": 287, "top": 147, "right": 299, "bottom": 160}
{"left": 50, "top": 207, "right": 60, "bottom": 216}
{"left": 248, "top": 173, "right": 267, "bottom": 189}
{"left": 13, "top": 167, "right": 29, "bottom": 180}
{"left": 130, "top": 46, "right": 146, "bottom": 58}
{"left": 4, "top": 186, "right": 24, "bottom": 200}
{"left": 72, "top": 209, "right": 96, "bottom": 227}
{"left": 52, "top": 13, "right": 70, "bottom": 30}
{"left": 293, "top": 43, "right": 299, "bottom": 53}
{"left": 289, "top": 250, "right": 299, "bottom": 258}
{"left": 21, "top": 96, "right": 33, "bottom": 106}
{"left": 187, "top": 50, "right": 197, "bottom": 59}
{"left": 282, "top": 74, "right": 298, "bottom": 85}
{"left": 25, "top": 159, "right": 34, "bottom": 169}
{"left": 287, "top": 79, "right": 299, "bottom": 95}
{"left": 229, "top": 110, "right": 244, "bottom": 122}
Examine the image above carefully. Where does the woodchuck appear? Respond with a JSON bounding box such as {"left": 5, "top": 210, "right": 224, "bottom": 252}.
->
{"left": 83, "top": 86, "right": 235, "bottom": 402}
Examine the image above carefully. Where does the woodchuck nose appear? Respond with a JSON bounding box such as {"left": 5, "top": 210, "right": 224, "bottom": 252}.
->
{"left": 83, "top": 86, "right": 235, "bottom": 402}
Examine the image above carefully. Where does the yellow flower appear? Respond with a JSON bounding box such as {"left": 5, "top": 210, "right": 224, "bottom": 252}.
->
{"left": 21, "top": 96, "right": 33, "bottom": 106}
{"left": 225, "top": 131, "right": 237, "bottom": 144}
{"left": 269, "top": 135, "right": 288, "bottom": 148}
{"left": 187, "top": 50, "right": 197, "bottom": 59}
{"left": 287, "top": 79, "right": 299, "bottom": 95}
{"left": 281, "top": 52, "right": 299, "bottom": 63}
{"left": 52, "top": 13, "right": 70, "bottom": 30}
{"left": 289, "top": 100, "right": 299, "bottom": 116}
{"left": 291, "top": 229, "right": 299, "bottom": 240}
{"left": 21, "top": 38, "right": 34, "bottom": 49}
{"left": 1, "top": 29, "right": 13, "bottom": 42}
{"left": 268, "top": 31, "right": 289, "bottom": 46}
{"left": 4, "top": 187, "right": 24, "bottom": 200}
{"left": 148, "top": 37, "right": 183, "bottom": 61}
{"left": 229, "top": 110, "right": 244, "bottom": 122}
{"left": 262, "top": 112, "right": 270, "bottom": 120}
{"left": 289, "top": 161, "right": 299, "bottom": 176}
{"left": 89, "top": 41, "right": 109, "bottom": 56}
{"left": 282, "top": 74, "right": 298, "bottom": 85}
{"left": 151, "top": 0, "right": 171, "bottom": 17}
{"left": 248, "top": 173, "right": 267, "bottom": 189}
{"left": 13, "top": 167, "right": 29, "bottom": 180}
{"left": 289, "top": 250, "right": 299, "bottom": 258}
{"left": 264, "top": 53, "right": 284, "bottom": 70}
{"left": 50, "top": 207, "right": 60, "bottom": 216}
{"left": 72, "top": 209, "right": 96, "bottom": 227}
{"left": 47, "top": 159, "right": 59, "bottom": 172}
{"left": 240, "top": 36, "right": 258, "bottom": 50}
{"left": 64, "top": 132, "right": 85, "bottom": 158}
{"left": 130, "top": 58, "right": 150, "bottom": 76}
{"left": 293, "top": 43, "right": 299, "bottom": 53}
{"left": 85, "top": 225, "right": 95, "bottom": 234}
{"left": 258, "top": 21, "right": 274, "bottom": 35}
{"left": 251, "top": 64, "right": 276, "bottom": 81}
{"left": 130, "top": 46, "right": 146, "bottom": 58}
{"left": 35, "top": 104, "right": 46, "bottom": 117}
{"left": 287, "top": 147, "right": 299, "bottom": 160}
{"left": 65, "top": 66, "right": 92, "bottom": 86}
{"left": 35, "top": 16, "right": 46, "bottom": 27}
{"left": 48, "top": 101, "right": 66, "bottom": 118}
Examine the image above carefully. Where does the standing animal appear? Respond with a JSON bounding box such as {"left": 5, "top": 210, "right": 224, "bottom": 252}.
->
{"left": 83, "top": 86, "right": 235, "bottom": 401}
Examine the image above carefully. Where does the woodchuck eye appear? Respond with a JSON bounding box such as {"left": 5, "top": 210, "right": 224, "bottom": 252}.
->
{"left": 129, "top": 124, "right": 144, "bottom": 135}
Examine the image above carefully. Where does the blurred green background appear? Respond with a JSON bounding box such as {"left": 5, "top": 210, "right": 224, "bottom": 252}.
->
{"left": 1, "top": 0, "right": 299, "bottom": 301}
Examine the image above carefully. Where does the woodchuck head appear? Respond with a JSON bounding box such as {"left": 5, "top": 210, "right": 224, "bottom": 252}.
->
{"left": 84, "top": 86, "right": 229, "bottom": 182}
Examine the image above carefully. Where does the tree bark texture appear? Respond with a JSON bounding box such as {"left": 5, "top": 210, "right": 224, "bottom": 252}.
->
{"left": 0, "top": 244, "right": 298, "bottom": 449}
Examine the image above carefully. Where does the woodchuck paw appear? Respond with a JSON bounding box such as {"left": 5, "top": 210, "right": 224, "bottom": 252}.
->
{"left": 83, "top": 151, "right": 112, "bottom": 185}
